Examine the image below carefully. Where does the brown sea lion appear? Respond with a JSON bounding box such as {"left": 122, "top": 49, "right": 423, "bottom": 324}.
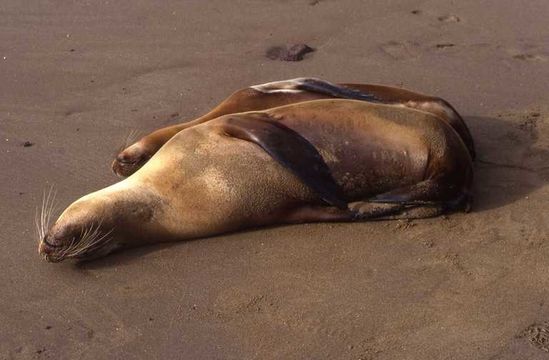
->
{"left": 113, "top": 78, "right": 474, "bottom": 177}
{"left": 39, "top": 99, "right": 473, "bottom": 262}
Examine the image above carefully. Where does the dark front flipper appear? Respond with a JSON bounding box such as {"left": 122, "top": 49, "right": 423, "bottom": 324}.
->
{"left": 219, "top": 115, "right": 348, "bottom": 210}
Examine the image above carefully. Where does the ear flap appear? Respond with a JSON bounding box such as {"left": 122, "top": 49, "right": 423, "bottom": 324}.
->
{"left": 219, "top": 114, "right": 348, "bottom": 210}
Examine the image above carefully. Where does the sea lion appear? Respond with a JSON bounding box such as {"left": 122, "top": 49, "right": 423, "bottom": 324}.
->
{"left": 113, "top": 78, "right": 474, "bottom": 177}
{"left": 38, "top": 99, "right": 473, "bottom": 262}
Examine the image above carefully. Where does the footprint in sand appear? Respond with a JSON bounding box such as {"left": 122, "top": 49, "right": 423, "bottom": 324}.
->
{"left": 435, "top": 43, "right": 456, "bottom": 50}
{"left": 512, "top": 53, "right": 547, "bottom": 62}
{"left": 517, "top": 114, "right": 539, "bottom": 140}
{"left": 520, "top": 322, "right": 549, "bottom": 352}
{"left": 507, "top": 42, "right": 548, "bottom": 62}
{"left": 438, "top": 14, "right": 461, "bottom": 23}
{"left": 380, "top": 41, "right": 421, "bottom": 60}
{"left": 489, "top": 111, "right": 549, "bottom": 175}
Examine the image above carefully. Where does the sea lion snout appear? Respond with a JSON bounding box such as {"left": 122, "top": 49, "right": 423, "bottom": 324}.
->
{"left": 38, "top": 202, "right": 120, "bottom": 262}
{"left": 37, "top": 182, "right": 164, "bottom": 262}
{"left": 42, "top": 228, "right": 66, "bottom": 248}
{"left": 38, "top": 220, "right": 101, "bottom": 262}
{"left": 39, "top": 231, "right": 64, "bottom": 262}
{"left": 39, "top": 223, "right": 75, "bottom": 262}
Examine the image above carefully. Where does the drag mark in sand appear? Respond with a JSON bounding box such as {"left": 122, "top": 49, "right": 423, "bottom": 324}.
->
{"left": 435, "top": 43, "right": 456, "bottom": 49}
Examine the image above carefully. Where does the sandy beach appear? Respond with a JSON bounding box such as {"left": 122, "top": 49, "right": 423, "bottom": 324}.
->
{"left": 1, "top": 0, "right": 548, "bottom": 359}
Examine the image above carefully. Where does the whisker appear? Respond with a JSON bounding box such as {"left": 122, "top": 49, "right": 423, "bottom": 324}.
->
{"left": 59, "top": 237, "right": 77, "bottom": 258}
{"left": 35, "top": 208, "right": 42, "bottom": 245}
{"left": 116, "top": 129, "right": 142, "bottom": 155}
{"left": 36, "top": 190, "right": 46, "bottom": 242}
{"left": 127, "top": 129, "right": 141, "bottom": 146}
{"left": 62, "top": 218, "right": 112, "bottom": 259}
{"left": 37, "top": 185, "right": 57, "bottom": 244}
{"left": 68, "top": 229, "right": 114, "bottom": 258}
{"left": 71, "top": 231, "right": 112, "bottom": 257}
{"left": 39, "top": 190, "right": 46, "bottom": 240}
{"left": 70, "top": 224, "right": 94, "bottom": 255}
{"left": 45, "top": 188, "right": 56, "bottom": 228}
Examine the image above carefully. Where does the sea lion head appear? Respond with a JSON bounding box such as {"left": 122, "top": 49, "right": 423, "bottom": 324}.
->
{"left": 39, "top": 213, "right": 118, "bottom": 263}
{"left": 37, "top": 182, "right": 163, "bottom": 262}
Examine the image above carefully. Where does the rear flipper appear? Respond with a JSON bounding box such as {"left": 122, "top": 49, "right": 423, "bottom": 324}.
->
{"left": 350, "top": 177, "right": 470, "bottom": 220}
{"left": 282, "top": 201, "right": 445, "bottom": 224}
{"left": 217, "top": 114, "right": 348, "bottom": 210}
{"left": 368, "top": 179, "right": 471, "bottom": 212}
{"left": 349, "top": 201, "right": 445, "bottom": 220}
{"left": 282, "top": 178, "right": 469, "bottom": 224}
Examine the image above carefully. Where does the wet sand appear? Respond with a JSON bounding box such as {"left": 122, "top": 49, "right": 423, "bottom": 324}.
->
{"left": 1, "top": 0, "right": 548, "bottom": 359}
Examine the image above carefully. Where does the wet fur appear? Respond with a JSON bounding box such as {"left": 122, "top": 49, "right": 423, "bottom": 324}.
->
{"left": 112, "top": 78, "right": 474, "bottom": 178}
{"left": 39, "top": 99, "right": 473, "bottom": 262}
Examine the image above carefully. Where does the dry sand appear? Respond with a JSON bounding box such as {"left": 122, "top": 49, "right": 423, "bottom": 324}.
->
{"left": 1, "top": 0, "right": 548, "bottom": 359}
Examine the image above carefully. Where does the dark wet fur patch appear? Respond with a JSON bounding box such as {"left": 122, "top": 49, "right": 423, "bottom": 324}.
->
{"left": 296, "top": 78, "right": 383, "bottom": 102}
{"left": 221, "top": 115, "right": 348, "bottom": 209}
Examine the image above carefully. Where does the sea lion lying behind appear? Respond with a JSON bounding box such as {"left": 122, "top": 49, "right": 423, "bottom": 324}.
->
{"left": 38, "top": 99, "right": 473, "bottom": 262}
{"left": 113, "top": 78, "right": 474, "bottom": 177}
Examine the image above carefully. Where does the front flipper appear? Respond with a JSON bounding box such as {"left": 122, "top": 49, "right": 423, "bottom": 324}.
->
{"left": 218, "top": 115, "right": 348, "bottom": 210}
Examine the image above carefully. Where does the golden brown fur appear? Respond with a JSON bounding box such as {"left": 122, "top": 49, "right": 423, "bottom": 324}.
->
{"left": 113, "top": 78, "right": 473, "bottom": 177}
{"left": 39, "top": 99, "right": 472, "bottom": 262}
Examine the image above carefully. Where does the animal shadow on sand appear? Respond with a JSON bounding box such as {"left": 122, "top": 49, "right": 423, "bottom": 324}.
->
{"left": 466, "top": 114, "right": 549, "bottom": 212}
{"left": 75, "top": 241, "right": 184, "bottom": 270}
{"left": 77, "top": 114, "right": 548, "bottom": 268}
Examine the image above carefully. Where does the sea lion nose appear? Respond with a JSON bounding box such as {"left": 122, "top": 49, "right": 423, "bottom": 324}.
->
{"left": 39, "top": 234, "right": 61, "bottom": 256}
{"left": 38, "top": 238, "right": 64, "bottom": 262}
{"left": 116, "top": 152, "right": 134, "bottom": 164}
{"left": 42, "top": 232, "right": 64, "bottom": 249}
{"left": 43, "top": 223, "right": 76, "bottom": 248}
{"left": 39, "top": 224, "right": 77, "bottom": 258}
{"left": 40, "top": 242, "right": 53, "bottom": 254}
